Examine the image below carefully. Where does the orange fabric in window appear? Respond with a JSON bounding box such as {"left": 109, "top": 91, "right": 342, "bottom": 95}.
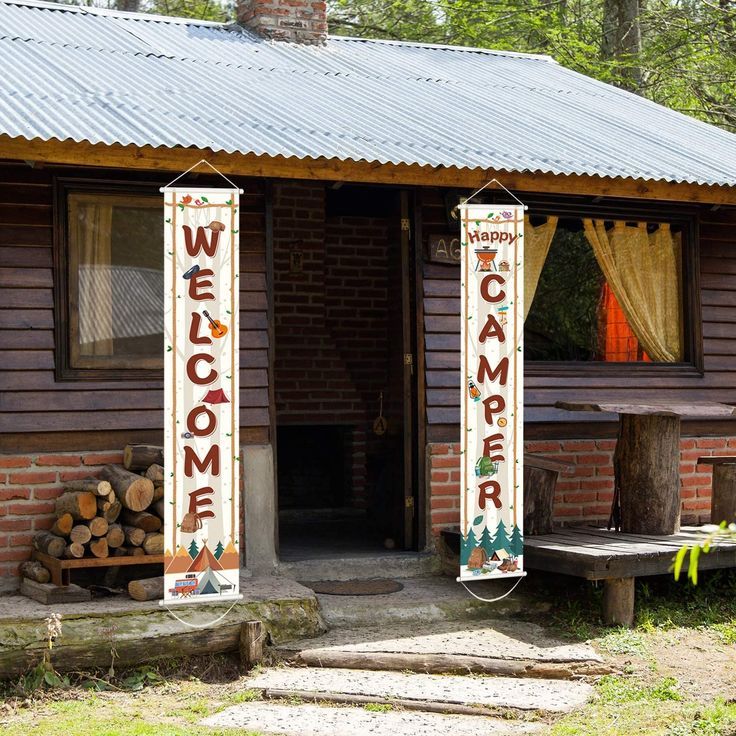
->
{"left": 600, "top": 284, "right": 650, "bottom": 362}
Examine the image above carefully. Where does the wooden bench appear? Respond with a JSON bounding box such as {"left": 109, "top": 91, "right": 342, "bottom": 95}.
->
{"left": 523, "top": 453, "right": 575, "bottom": 536}
{"left": 525, "top": 526, "right": 736, "bottom": 626}
{"left": 698, "top": 456, "right": 736, "bottom": 525}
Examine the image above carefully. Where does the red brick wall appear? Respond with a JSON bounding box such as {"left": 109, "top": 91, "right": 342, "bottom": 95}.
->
{"left": 0, "top": 450, "right": 122, "bottom": 586}
{"left": 427, "top": 437, "right": 733, "bottom": 540}
{"left": 272, "top": 181, "right": 393, "bottom": 508}
{"left": 0, "top": 449, "right": 248, "bottom": 587}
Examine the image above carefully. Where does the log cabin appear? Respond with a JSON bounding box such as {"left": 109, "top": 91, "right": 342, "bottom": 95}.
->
{"left": 1, "top": 0, "right": 735, "bottom": 589}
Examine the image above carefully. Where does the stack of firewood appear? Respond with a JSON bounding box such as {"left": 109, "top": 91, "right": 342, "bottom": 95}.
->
{"left": 29, "top": 444, "right": 166, "bottom": 564}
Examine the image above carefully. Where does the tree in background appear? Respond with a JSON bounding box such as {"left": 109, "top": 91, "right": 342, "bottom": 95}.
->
{"left": 328, "top": 0, "right": 736, "bottom": 131}
{"left": 214, "top": 540, "right": 225, "bottom": 559}
{"left": 60, "top": 0, "right": 229, "bottom": 20}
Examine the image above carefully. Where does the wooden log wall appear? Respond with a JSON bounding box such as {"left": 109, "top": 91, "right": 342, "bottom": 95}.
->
{"left": 0, "top": 161, "right": 269, "bottom": 452}
{"left": 420, "top": 188, "right": 736, "bottom": 441}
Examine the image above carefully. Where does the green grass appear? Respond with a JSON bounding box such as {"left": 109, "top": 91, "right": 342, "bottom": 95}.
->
{"left": 0, "top": 698, "right": 260, "bottom": 736}
{"left": 537, "top": 569, "right": 736, "bottom": 640}
{"left": 363, "top": 702, "right": 394, "bottom": 713}
{"left": 551, "top": 677, "right": 736, "bottom": 736}
{"left": 0, "top": 681, "right": 265, "bottom": 736}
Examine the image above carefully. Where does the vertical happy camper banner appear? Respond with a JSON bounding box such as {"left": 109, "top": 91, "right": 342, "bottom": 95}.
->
{"left": 459, "top": 203, "right": 525, "bottom": 582}
{"left": 163, "top": 187, "right": 240, "bottom": 604}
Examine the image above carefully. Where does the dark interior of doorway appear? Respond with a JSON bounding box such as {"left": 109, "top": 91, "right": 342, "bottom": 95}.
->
{"left": 274, "top": 184, "right": 413, "bottom": 561}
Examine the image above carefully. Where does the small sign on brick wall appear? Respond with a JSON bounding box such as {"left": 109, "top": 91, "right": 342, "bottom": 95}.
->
{"left": 458, "top": 203, "right": 525, "bottom": 582}
{"left": 428, "top": 233, "right": 461, "bottom": 265}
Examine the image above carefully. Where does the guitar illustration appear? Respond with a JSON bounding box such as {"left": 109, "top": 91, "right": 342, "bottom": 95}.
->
{"left": 203, "top": 310, "right": 228, "bottom": 338}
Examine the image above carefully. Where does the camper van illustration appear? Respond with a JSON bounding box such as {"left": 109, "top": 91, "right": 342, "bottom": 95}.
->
{"left": 169, "top": 574, "right": 198, "bottom": 598}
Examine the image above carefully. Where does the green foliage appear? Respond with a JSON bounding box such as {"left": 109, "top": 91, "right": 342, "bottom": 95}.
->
{"left": 328, "top": 0, "right": 736, "bottom": 131}
{"left": 363, "top": 702, "right": 394, "bottom": 712}
{"left": 214, "top": 540, "right": 225, "bottom": 559}
{"left": 546, "top": 568, "right": 736, "bottom": 637}
{"left": 596, "top": 675, "right": 681, "bottom": 704}
{"left": 525, "top": 228, "right": 602, "bottom": 361}
{"left": 675, "top": 522, "right": 735, "bottom": 584}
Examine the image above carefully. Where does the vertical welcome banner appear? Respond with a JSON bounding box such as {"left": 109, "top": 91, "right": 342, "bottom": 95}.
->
{"left": 459, "top": 203, "right": 525, "bottom": 582}
{"left": 163, "top": 187, "right": 240, "bottom": 604}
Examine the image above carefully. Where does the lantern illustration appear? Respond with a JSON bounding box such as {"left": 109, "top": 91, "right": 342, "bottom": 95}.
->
{"left": 468, "top": 380, "right": 481, "bottom": 402}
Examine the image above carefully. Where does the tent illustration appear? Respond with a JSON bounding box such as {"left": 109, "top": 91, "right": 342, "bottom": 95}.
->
{"left": 197, "top": 567, "right": 222, "bottom": 595}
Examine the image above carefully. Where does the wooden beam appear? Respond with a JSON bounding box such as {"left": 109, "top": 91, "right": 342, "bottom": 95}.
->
{"left": 2, "top": 135, "right": 735, "bottom": 205}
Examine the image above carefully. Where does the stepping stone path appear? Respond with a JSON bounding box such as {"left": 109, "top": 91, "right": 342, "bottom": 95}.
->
{"left": 278, "top": 619, "right": 607, "bottom": 678}
{"left": 203, "top": 579, "right": 600, "bottom": 734}
{"left": 246, "top": 666, "right": 594, "bottom": 712}
{"left": 203, "top": 701, "right": 543, "bottom": 735}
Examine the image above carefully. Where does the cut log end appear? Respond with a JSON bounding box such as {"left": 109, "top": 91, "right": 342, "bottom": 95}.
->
{"left": 88, "top": 516, "right": 109, "bottom": 538}
{"left": 19, "top": 560, "right": 51, "bottom": 584}
{"left": 101, "top": 465, "right": 154, "bottom": 512}
{"left": 33, "top": 531, "right": 67, "bottom": 559}
{"left": 142, "top": 532, "right": 164, "bottom": 556}
{"left": 128, "top": 576, "right": 163, "bottom": 602}
{"left": 50, "top": 513, "right": 74, "bottom": 538}
{"left": 55, "top": 491, "right": 97, "bottom": 521}
{"left": 89, "top": 538, "right": 109, "bottom": 559}
{"left": 123, "top": 444, "right": 164, "bottom": 471}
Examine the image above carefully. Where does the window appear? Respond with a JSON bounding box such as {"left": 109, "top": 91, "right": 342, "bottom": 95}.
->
{"left": 56, "top": 181, "right": 164, "bottom": 378}
{"left": 524, "top": 214, "right": 691, "bottom": 366}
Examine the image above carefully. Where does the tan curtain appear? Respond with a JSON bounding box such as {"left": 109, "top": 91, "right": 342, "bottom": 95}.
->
{"left": 523, "top": 215, "right": 558, "bottom": 320}
{"left": 583, "top": 219, "right": 683, "bottom": 362}
{"left": 73, "top": 200, "right": 114, "bottom": 356}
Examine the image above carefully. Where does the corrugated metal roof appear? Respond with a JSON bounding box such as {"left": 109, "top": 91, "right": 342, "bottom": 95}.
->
{"left": 1, "top": 0, "right": 735, "bottom": 186}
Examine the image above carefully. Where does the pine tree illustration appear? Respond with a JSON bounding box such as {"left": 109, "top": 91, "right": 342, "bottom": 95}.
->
{"left": 509, "top": 524, "right": 524, "bottom": 557}
{"left": 493, "top": 519, "right": 511, "bottom": 553}
{"left": 479, "top": 525, "right": 494, "bottom": 558}
{"left": 460, "top": 528, "right": 477, "bottom": 566}
{"left": 188, "top": 539, "right": 199, "bottom": 559}
{"left": 214, "top": 541, "right": 225, "bottom": 560}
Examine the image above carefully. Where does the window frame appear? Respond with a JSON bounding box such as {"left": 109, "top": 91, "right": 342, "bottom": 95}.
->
{"left": 54, "top": 178, "right": 165, "bottom": 381}
{"left": 486, "top": 192, "right": 703, "bottom": 377}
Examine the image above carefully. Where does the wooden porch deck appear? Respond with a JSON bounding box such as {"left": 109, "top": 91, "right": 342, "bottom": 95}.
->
{"left": 525, "top": 526, "right": 736, "bottom": 625}
{"left": 525, "top": 526, "right": 736, "bottom": 581}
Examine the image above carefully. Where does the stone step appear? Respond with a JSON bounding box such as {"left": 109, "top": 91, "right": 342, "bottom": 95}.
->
{"left": 244, "top": 666, "right": 594, "bottom": 714}
{"left": 203, "top": 701, "right": 543, "bottom": 735}
{"left": 277, "top": 552, "right": 440, "bottom": 583}
{"left": 299, "top": 574, "right": 546, "bottom": 627}
{"left": 277, "top": 620, "right": 609, "bottom": 679}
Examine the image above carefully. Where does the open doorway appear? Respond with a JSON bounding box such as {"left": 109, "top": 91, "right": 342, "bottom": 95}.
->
{"left": 272, "top": 182, "right": 416, "bottom": 561}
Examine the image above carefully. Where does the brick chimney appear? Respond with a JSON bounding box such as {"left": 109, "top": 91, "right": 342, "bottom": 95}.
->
{"left": 237, "top": 0, "right": 327, "bottom": 44}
